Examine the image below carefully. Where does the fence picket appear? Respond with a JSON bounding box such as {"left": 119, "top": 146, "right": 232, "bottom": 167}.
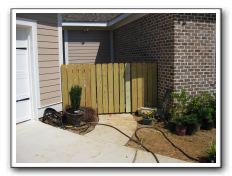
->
{"left": 114, "top": 63, "right": 119, "bottom": 113}
{"left": 119, "top": 63, "right": 125, "bottom": 112}
{"left": 96, "top": 64, "right": 103, "bottom": 113}
{"left": 102, "top": 64, "right": 109, "bottom": 113}
{"left": 131, "top": 63, "right": 138, "bottom": 112}
{"left": 85, "top": 64, "right": 91, "bottom": 107}
{"left": 90, "top": 64, "right": 97, "bottom": 110}
{"left": 125, "top": 63, "right": 131, "bottom": 112}
{"left": 108, "top": 64, "right": 114, "bottom": 113}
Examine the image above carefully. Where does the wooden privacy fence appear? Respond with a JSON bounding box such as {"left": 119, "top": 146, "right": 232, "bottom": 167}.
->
{"left": 61, "top": 62, "right": 157, "bottom": 114}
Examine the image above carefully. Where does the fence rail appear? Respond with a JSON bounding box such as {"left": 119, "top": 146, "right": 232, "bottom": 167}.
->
{"left": 61, "top": 62, "right": 157, "bottom": 114}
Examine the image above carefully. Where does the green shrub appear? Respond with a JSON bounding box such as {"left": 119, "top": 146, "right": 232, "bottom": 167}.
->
{"left": 184, "top": 114, "right": 200, "bottom": 135}
{"left": 207, "top": 141, "right": 216, "bottom": 157}
{"left": 171, "top": 114, "right": 199, "bottom": 135}
{"left": 188, "top": 92, "right": 215, "bottom": 118}
{"left": 187, "top": 92, "right": 216, "bottom": 129}
{"left": 170, "top": 89, "right": 190, "bottom": 119}
{"left": 69, "top": 85, "right": 82, "bottom": 112}
{"left": 206, "top": 141, "right": 216, "bottom": 162}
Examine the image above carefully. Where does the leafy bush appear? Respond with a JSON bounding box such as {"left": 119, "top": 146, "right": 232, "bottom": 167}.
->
{"left": 69, "top": 85, "right": 82, "bottom": 112}
{"left": 187, "top": 92, "right": 216, "bottom": 129}
{"left": 188, "top": 92, "right": 215, "bottom": 116}
{"left": 170, "top": 89, "right": 190, "bottom": 119}
{"left": 207, "top": 141, "right": 216, "bottom": 157}
{"left": 167, "top": 89, "right": 216, "bottom": 134}
{"left": 173, "top": 114, "right": 199, "bottom": 134}
{"left": 184, "top": 114, "right": 200, "bottom": 135}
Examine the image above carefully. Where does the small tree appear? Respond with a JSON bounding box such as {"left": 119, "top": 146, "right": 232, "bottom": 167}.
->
{"left": 69, "top": 85, "right": 82, "bottom": 112}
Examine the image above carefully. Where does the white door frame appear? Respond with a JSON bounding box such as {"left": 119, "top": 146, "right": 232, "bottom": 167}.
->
{"left": 16, "top": 18, "right": 40, "bottom": 121}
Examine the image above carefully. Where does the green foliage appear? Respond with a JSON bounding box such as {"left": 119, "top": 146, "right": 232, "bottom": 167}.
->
{"left": 69, "top": 85, "right": 82, "bottom": 112}
{"left": 167, "top": 89, "right": 216, "bottom": 133}
{"left": 206, "top": 141, "right": 216, "bottom": 159}
{"left": 187, "top": 92, "right": 216, "bottom": 128}
{"left": 188, "top": 92, "right": 215, "bottom": 116}
{"left": 170, "top": 89, "right": 190, "bottom": 119}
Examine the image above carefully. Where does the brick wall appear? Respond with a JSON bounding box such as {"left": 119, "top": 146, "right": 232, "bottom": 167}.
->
{"left": 173, "top": 13, "right": 216, "bottom": 96}
{"left": 113, "top": 13, "right": 216, "bottom": 104}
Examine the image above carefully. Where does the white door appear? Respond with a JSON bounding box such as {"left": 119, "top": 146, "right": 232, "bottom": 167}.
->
{"left": 16, "top": 28, "right": 32, "bottom": 123}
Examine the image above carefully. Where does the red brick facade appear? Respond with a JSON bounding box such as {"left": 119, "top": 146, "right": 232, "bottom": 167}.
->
{"left": 113, "top": 13, "right": 216, "bottom": 104}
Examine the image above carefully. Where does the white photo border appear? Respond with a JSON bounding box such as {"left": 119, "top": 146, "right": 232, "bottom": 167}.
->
{"left": 11, "top": 8, "right": 221, "bottom": 168}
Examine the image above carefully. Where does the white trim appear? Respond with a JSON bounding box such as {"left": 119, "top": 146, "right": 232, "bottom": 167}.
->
{"left": 16, "top": 19, "right": 40, "bottom": 120}
{"left": 62, "top": 22, "right": 107, "bottom": 27}
{"left": 64, "top": 30, "right": 69, "bottom": 64}
{"left": 38, "top": 103, "right": 62, "bottom": 118}
{"left": 108, "top": 13, "right": 131, "bottom": 26}
{"left": 57, "top": 13, "right": 63, "bottom": 104}
{"left": 62, "top": 14, "right": 132, "bottom": 27}
{"left": 57, "top": 14, "right": 63, "bottom": 66}
{"left": 61, "top": 14, "right": 147, "bottom": 31}
{"left": 111, "top": 13, "right": 147, "bottom": 29}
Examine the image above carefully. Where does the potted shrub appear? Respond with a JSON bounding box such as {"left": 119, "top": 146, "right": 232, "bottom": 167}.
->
{"left": 168, "top": 89, "right": 190, "bottom": 135}
{"left": 184, "top": 114, "right": 200, "bottom": 135}
{"left": 64, "top": 85, "right": 84, "bottom": 126}
{"left": 174, "top": 117, "right": 187, "bottom": 136}
{"left": 141, "top": 108, "right": 157, "bottom": 125}
{"left": 187, "top": 92, "right": 216, "bottom": 130}
{"left": 199, "top": 107, "right": 214, "bottom": 130}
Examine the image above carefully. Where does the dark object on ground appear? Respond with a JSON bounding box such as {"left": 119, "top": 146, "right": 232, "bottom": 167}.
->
{"left": 166, "top": 121, "right": 176, "bottom": 133}
{"left": 64, "top": 108, "right": 84, "bottom": 126}
{"left": 201, "top": 118, "right": 214, "bottom": 130}
{"left": 141, "top": 118, "right": 153, "bottom": 125}
{"left": 175, "top": 126, "right": 187, "bottom": 136}
{"left": 81, "top": 107, "right": 99, "bottom": 123}
{"left": 42, "top": 108, "right": 63, "bottom": 127}
{"left": 199, "top": 156, "right": 216, "bottom": 163}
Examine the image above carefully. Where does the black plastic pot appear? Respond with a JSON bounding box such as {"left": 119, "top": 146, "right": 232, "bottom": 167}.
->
{"left": 142, "top": 118, "right": 153, "bottom": 125}
{"left": 64, "top": 108, "right": 84, "bottom": 126}
{"left": 167, "top": 121, "right": 176, "bottom": 133}
{"left": 175, "top": 125, "right": 187, "bottom": 136}
{"left": 201, "top": 119, "right": 214, "bottom": 130}
{"left": 186, "top": 123, "right": 200, "bottom": 135}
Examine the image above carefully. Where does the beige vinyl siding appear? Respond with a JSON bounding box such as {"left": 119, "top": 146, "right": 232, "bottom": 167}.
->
{"left": 68, "top": 30, "right": 111, "bottom": 64}
{"left": 16, "top": 13, "right": 61, "bottom": 106}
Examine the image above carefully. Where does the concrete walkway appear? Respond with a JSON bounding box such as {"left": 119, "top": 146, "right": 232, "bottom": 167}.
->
{"left": 85, "top": 114, "right": 137, "bottom": 145}
{"left": 16, "top": 116, "right": 186, "bottom": 163}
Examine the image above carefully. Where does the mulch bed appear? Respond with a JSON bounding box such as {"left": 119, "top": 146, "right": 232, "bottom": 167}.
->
{"left": 126, "top": 115, "right": 216, "bottom": 163}
{"left": 41, "top": 107, "right": 99, "bottom": 135}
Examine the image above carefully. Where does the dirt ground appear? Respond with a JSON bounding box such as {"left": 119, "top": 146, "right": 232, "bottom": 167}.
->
{"left": 126, "top": 116, "right": 216, "bottom": 163}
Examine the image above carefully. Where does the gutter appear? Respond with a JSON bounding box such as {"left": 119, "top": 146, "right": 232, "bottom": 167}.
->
{"left": 62, "top": 13, "right": 134, "bottom": 27}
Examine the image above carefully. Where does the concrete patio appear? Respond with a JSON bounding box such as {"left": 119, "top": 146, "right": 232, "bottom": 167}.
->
{"left": 16, "top": 114, "right": 186, "bottom": 163}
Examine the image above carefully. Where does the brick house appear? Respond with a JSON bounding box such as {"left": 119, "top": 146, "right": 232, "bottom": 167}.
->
{"left": 15, "top": 11, "right": 217, "bottom": 123}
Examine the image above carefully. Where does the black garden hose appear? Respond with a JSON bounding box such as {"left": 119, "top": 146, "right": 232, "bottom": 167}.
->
{"left": 64, "top": 122, "right": 199, "bottom": 163}
{"left": 66, "top": 122, "right": 200, "bottom": 163}
{"left": 87, "top": 122, "right": 160, "bottom": 163}
{"left": 90, "top": 123, "right": 200, "bottom": 162}
{"left": 135, "top": 126, "right": 200, "bottom": 162}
